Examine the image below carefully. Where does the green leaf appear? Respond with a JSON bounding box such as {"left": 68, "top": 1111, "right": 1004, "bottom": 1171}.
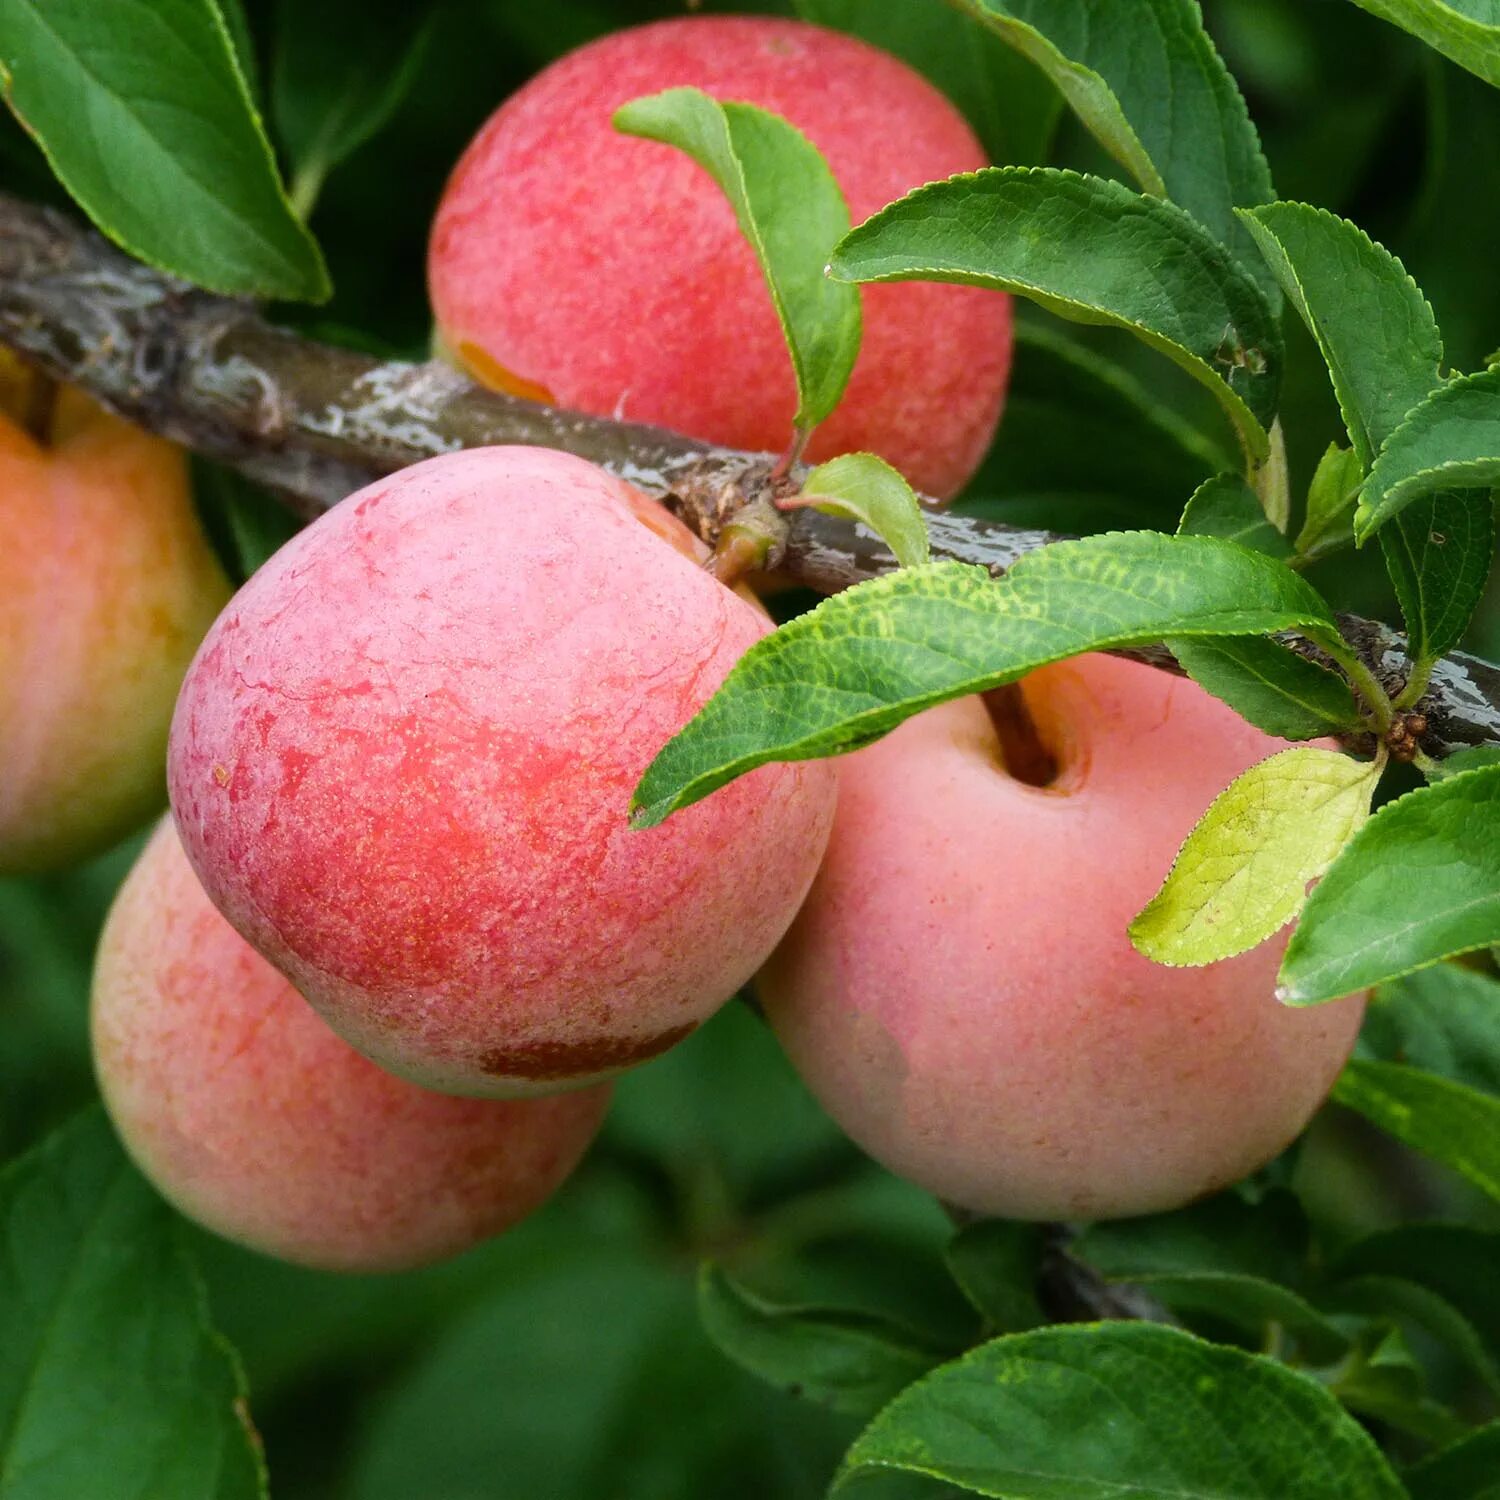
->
{"left": 271, "top": 0, "right": 434, "bottom": 219}
{"left": 831, "top": 1323, "right": 1404, "bottom": 1499}
{"left": 1298, "top": 443, "right": 1365, "bottom": 559}
{"left": 1331, "top": 1324, "right": 1468, "bottom": 1448}
{"left": 217, "top": 0, "right": 259, "bottom": 104}
{"left": 1279, "top": 765, "right": 1500, "bottom": 1002}
{"left": 1168, "top": 636, "right": 1363, "bottom": 741}
{"left": 1239, "top": 202, "right": 1442, "bottom": 470}
{"left": 632, "top": 532, "right": 1343, "bottom": 827}
{"left": 1356, "top": 367, "right": 1500, "bottom": 539}
{"left": 1331, "top": 1057, "right": 1500, "bottom": 1200}
{"left": 942, "top": 1222, "right": 1046, "bottom": 1333}
{"left": 1345, "top": 0, "right": 1500, "bottom": 90}
{"left": 952, "top": 0, "right": 1277, "bottom": 305}
{"left": 1434, "top": 745, "right": 1500, "bottom": 778}
{"left": 696, "top": 1264, "right": 944, "bottom": 1420}
{"left": 1361, "top": 963, "right": 1500, "bottom": 1095}
{"left": 0, "top": 1109, "right": 265, "bottom": 1499}
{"left": 792, "top": 0, "right": 1063, "bottom": 167}
{"left": 1178, "top": 472, "right": 1291, "bottom": 556}
{"left": 832, "top": 168, "right": 1282, "bottom": 463}
{"left": 1406, "top": 1422, "right": 1500, "bottom": 1500}
{"left": 614, "top": 87, "right": 860, "bottom": 433}
{"left": 1131, "top": 748, "right": 1380, "bottom": 966}
{"left": 0, "top": 0, "right": 328, "bottom": 300}
{"left": 1383, "top": 489, "right": 1497, "bottom": 664}
{"left": 798, "top": 454, "right": 930, "bottom": 570}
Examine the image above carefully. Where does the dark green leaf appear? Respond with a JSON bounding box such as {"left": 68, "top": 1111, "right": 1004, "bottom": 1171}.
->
{"left": 1406, "top": 1422, "right": 1500, "bottom": 1500}
{"left": 615, "top": 88, "right": 859, "bottom": 432}
{"left": 271, "top": 0, "right": 434, "bottom": 218}
{"left": 1361, "top": 960, "right": 1500, "bottom": 1095}
{"left": 217, "top": 0, "right": 259, "bottom": 104}
{"left": 1381, "top": 489, "right": 1495, "bottom": 664}
{"left": 831, "top": 1323, "right": 1404, "bottom": 1499}
{"left": 1357, "top": 367, "right": 1500, "bottom": 539}
{"left": 1280, "top": 766, "right": 1500, "bottom": 1002}
{"left": 1239, "top": 202, "right": 1441, "bottom": 469}
{"left": 1335, "top": 1223, "right": 1500, "bottom": 1353}
{"left": 633, "top": 532, "right": 1343, "bottom": 826}
{"left": 1123, "top": 1272, "right": 1351, "bottom": 1362}
{"left": 1345, "top": 0, "right": 1500, "bottom": 90}
{"left": 0, "top": 0, "right": 328, "bottom": 300}
{"left": 0, "top": 1109, "right": 265, "bottom": 1499}
{"left": 1178, "top": 472, "right": 1291, "bottom": 556}
{"left": 1331, "top": 1324, "right": 1469, "bottom": 1448}
{"left": 942, "top": 1222, "right": 1046, "bottom": 1333}
{"left": 1332, "top": 1058, "right": 1500, "bottom": 1199}
{"left": 952, "top": 0, "right": 1277, "bottom": 304}
{"left": 1169, "top": 636, "right": 1362, "bottom": 740}
{"left": 697, "top": 1264, "right": 944, "bottom": 1420}
{"left": 1435, "top": 746, "right": 1500, "bottom": 778}
{"left": 793, "top": 0, "right": 1062, "bottom": 166}
{"left": 830, "top": 168, "right": 1282, "bottom": 462}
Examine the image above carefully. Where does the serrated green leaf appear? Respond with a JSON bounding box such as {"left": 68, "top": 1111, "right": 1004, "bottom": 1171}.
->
{"left": 1169, "top": 636, "right": 1362, "bottom": 741}
{"left": 1346, "top": 0, "right": 1500, "bottom": 90}
{"left": 1280, "top": 765, "right": 1500, "bottom": 1002}
{"left": 1382, "top": 489, "right": 1498, "bottom": 666}
{"left": 1131, "top": 748, "right": 1379, "bottom": 966}
{"left": 0, "top": 1109, "right": 265, "bottom": 1499}
{"left": 632, "top": 532, "right": 1343, "bottom": 826}
{"left": 696, "top": 1264, "right": 943, "bottom": 1420}
{"left": 272, "top": 0, "right": 434, "bottom": 219}
{"left": 1178, "top": 472, "right": 1291, "bottom": 555}
{"left": 831, "top": 1323, "right": 1404, "bottom": 1499}
{"left": 1356, "top": 366, "right": 1500, "bottom": 539}
{"left": 799, "top": 453, "right": 930, "bottom": 570}
{"left": 0, "top": 0, "right": 328, "bottom": 300}
{"left": 1361, "top": 963, "right": 1500, "bottom": 1095}
{"left": 1239, "top": 202, "right": 1442, "bottom": 469}
{"left": 1406, "top": 1422, "right": 1500, "bottom": 1500}
{"left": 953, "top": 0, "right": 1277, "bottom": 306}
{"left": 793, "top": 0, "right": 1062, "bottom": 167}
{"left": 1298, "top": 442, "right": 1365, "bottom": 558}
{"left": 830, "top": 167, "right": 1282, "bottom": 463}
{"left": 217, "top": 0, "right": 259, "bottom": 104}
{"left": 943, "top": 1222, "right": 1046, "bottom": 1333}
{"left": 614, "top": 87, "right": 859, "bottom": 433}
{"left": 1332, "top": 1058, "right": 1500, "bottom": 1201}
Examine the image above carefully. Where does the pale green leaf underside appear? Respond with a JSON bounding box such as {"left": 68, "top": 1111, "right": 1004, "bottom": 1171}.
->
{"left": 1280, "top": 765, "right": 1500, "bottom": 1003}
{"left": 1333, "top": 1058, "right": 1500, "bottom": 1203}
{"left": 0, "top": 0, "right": 328, "bottom": 299}
{"left": 1168, "top": 635, "right": 1362, "bottom": 742}
{"left": 1298, "top": 442, "right": 1364, "bottom": 557}
{"left": 696, "top": 1265, "right": 941, "bottom": 1420}
{"left": 832, "top": 1323, "right": 1403, "bottom": 1499}
{"left": 0, "top": 1109, "right": 264, "bottom": 1499}
{"left": 831, "top": 168, "right": 1280, "bottom": 462}
{"left": 614, "top": 87, "right": 860, "bottom": 431}
{"left": 632, "top": 531, "right": 1341, "bottom": 826}
{"left": 952, "top": 0, "right": 1278, "bottom": 306}
{"left": 801, "top": 452, "right": 930, "bottom": 570}
{"left": 1346, "top": 0, "right": 1500, "bottom": 89}
{"left": 1132, "top": 748, "right": 1378, "bottom": 966}
{"left": 1356, "top": 366, "right": 1500, "bottom": 539}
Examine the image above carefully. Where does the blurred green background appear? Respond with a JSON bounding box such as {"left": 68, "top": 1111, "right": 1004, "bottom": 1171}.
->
{"left": 2, "top": 1, "right": 1498, "bottom": 1496}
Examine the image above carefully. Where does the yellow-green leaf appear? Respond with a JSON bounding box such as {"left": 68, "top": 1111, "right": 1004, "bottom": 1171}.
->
{"left": 1131, "top": 747, "right": 1380, "bottom": 967}
{"left": 798, "top": 453, "right": 929, "bottom": 569}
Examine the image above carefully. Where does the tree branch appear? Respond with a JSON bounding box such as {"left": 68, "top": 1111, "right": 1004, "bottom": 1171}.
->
{"left": 3, "top": 190, "right": 1498, "bottom": 756}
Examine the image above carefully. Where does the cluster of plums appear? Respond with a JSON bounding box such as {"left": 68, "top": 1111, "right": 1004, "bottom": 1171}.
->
{"left": 5, "top": 17, "right": 1364, "bottom": 1273}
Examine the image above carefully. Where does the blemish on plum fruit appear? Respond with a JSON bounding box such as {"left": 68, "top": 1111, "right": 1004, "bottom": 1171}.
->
{"left": 479, "top": 1022, "right": 696, "bottom": 1081}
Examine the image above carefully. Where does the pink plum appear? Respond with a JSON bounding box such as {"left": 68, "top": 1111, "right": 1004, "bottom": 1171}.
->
{"left": 428, "top": 15, "right": 1012, "bottom": 499}
{"left": 759, "top": 654, "right": 1367, "bottom": 1220}
{"left": 0, "top": 376, "right": 230, "bottom": 873}
{"left": 168, "top": 445, "right": 837, "bottom": 1097}
{"left": 94, "top": 820, "right": 609, "bottom": 1271}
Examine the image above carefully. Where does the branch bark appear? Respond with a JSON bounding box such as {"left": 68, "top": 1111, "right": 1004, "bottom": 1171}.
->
{"left": 3, "top": 190, "right": 1498, "bottom": 756}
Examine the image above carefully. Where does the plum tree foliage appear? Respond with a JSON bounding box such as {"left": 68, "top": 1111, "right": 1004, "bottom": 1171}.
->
{"left": 0, "top": 1, "right": 1498, "bottom": 1498}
